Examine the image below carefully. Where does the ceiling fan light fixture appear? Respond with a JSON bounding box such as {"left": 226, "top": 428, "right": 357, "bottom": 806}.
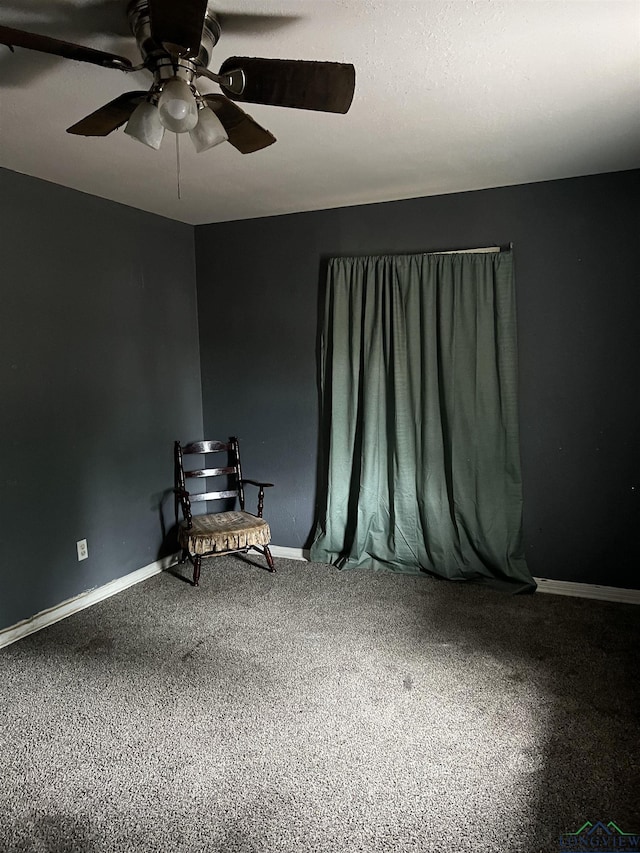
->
{"left": 124, "top": 100, "right": 165, "bottom": 150}
{"left": 190, "top": 106, "right": 228, "bottom": 153}
{"left": 157, "top": 77, "right": 198, "bottom": 133}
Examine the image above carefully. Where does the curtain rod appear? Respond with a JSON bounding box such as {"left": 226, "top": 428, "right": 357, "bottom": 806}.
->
{"left": 426, "top": 242, "right": 513, "bottom": 255}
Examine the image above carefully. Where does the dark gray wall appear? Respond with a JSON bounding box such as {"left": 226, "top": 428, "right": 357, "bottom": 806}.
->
{"left": 0, "top": 168, "right": 203, "bottom": 632}
{"left": 195, "top": 169, "right": 640, "bottom": 589}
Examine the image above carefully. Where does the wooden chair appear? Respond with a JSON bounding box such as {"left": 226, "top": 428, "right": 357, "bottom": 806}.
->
{"left": 174, "top": 437, "right": 275, "bottom": 585}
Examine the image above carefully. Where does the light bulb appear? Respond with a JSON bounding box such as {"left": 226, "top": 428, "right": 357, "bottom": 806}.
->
{"left": 124, "top": 101, "right": 165, "bottom": 150}
{"left": 189, "top": 106, "right": 228, "bottom": 153}
{"left": 158, "top": 78, "right": 198, "bottom": 133}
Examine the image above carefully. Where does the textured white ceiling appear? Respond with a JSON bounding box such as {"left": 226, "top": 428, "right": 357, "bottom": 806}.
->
{"left": 1, "top": 0, "right": 639, "bottom": 225}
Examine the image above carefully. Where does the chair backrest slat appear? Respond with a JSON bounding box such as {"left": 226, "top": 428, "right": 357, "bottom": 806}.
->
{"left": 188, "top": 489, "right": 240, "bottom": 502}
{"left": 184, "top": 466, "right": 235, "bottom": 479}
{"left": 183, "top": 440, "right": 230, "bottom": 454}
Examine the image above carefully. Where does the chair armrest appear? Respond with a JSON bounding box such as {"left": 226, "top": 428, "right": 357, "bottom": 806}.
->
{"left": 241, "top": 479, "right": 273, "bottom": 518}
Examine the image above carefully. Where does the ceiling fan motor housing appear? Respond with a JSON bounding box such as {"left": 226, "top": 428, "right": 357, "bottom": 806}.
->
{"left": 127, "top": 0, "right": 220, "bottom": 69}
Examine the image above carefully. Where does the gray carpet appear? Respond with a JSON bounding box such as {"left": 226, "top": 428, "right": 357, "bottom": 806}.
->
{"left": 1, "top": 557, "right": 638, "bottom": 853}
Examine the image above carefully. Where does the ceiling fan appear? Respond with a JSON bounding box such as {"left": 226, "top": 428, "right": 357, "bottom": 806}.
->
{"left": 0, "top": 0, "right": 356, "bottom": 154}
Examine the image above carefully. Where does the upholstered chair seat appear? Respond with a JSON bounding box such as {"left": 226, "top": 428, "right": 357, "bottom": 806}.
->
{"left": 178, "top": 511, "right": 271, "bottom": 556}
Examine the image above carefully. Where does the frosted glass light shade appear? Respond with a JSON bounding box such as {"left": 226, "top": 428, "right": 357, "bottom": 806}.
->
{"left": 158, "top": 78, "right": 198, "bottom": 133}
{"left": 189, "top": 106, "right": 228, "bottom": 153}
{"left": 124, "top": 101, "right": 165, "bottom": 150}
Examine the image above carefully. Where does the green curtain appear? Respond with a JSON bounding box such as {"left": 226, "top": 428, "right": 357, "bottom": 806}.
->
{"left": 310, "top": 250, "right": 535, "bottom": 593}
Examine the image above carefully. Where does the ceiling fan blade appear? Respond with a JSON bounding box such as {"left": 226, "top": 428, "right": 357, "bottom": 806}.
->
{"left": 0, "top": 25, "right": 133, "bottom": 70}
{"left": 218, "top": 57, "right": 356, "bottom": 114}
{"left": 66, "top": 92, "right": 148, "bottom": 136}
{"left": 148, "top": 0, "right": 208, "bottom": 57}
{"left": 204, "top": 95, "right": 276, "bottom": 154}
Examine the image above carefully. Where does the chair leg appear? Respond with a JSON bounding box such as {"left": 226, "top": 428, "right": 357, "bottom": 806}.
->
{"left": 193, "top": 555, "right": 202, "bottom": 586}
{"left": 264, "top": 545, "right": 275, "bottom": 573}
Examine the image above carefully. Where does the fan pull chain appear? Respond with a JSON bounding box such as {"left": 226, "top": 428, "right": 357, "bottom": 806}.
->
{"left": 175, "top": 133, "right": 182, "bottom": 201}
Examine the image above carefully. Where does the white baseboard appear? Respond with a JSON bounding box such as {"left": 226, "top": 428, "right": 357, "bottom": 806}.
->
{"left": 532, "top": 577, "right": 640, "bottom": 604}
{"left": 269, "top": 545, "right": 309, "bottom": 561}
{"left": 0, "top": 554, "right": 178, "bottom": 651}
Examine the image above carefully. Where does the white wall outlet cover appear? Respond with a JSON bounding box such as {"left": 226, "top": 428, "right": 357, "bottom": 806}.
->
{"left": 76, "top": 539, "right": 88, "bottom": 561}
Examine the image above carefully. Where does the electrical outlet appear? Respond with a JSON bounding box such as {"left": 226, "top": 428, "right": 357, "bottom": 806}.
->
{"left": 76, "top": 539, "right": 88, "bottom": 561}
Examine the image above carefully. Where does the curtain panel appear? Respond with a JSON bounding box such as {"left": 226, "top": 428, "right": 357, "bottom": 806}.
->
{"left": 310, "top": 250, "right": 535, "bottom": 592}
